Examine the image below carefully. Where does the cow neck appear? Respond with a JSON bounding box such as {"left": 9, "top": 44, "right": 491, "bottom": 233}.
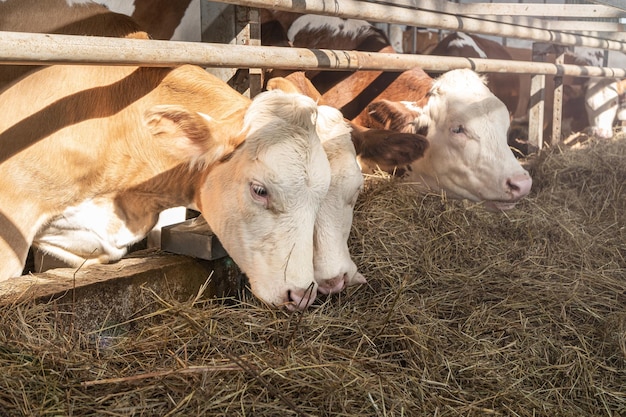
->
{"left": 338, "top": 71, "right": 404, "bottom": 121}
{"left": 317, "top": 45, "right": 403, "bottom": 121}
{"left": 116, "top": 162, "right": 200, "bottom": 214}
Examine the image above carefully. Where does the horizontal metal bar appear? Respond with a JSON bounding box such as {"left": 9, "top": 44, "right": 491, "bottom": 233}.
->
{"left": 589, "top": 0, "right": 626, "bottom": 13}
{"left": 0, "top": 32, "right": 624, "bottom": 78}
{"left": 442, "top": 2, "right": 625, "bottom": 18}
{"left": 217, "top": 0, "right": 626, "bottom": 52}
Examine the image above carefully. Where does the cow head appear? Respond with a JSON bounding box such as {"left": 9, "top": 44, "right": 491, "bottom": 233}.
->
{"left": 365, "top": 69, "right": 532, "bottom": 211}
{"left": 312, "top": 105, "right": 366, "bottom": 294}
{"left": 266, "top": 75, "right": 370, "bottom": 295}
{"left": 149, "top": 90, "right": 331, "bottom": 310}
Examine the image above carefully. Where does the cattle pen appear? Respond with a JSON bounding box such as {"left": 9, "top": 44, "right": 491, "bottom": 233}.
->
{"left": 0, "top": 1, "right": 625, "bottom": 416}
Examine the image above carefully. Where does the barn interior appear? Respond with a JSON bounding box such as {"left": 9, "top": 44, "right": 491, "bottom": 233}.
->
{"left": 1, "top": 0, "right": 625, "bottom": 415}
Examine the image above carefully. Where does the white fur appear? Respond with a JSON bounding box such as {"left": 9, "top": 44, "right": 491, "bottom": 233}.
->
{"left": 200, "top": 91, "right": 332, "bottom": 309}
{"left": 449, "top": 33, "right": 488, "bottom": 59}
{"left": 313, "top": 106, "right": 365, "bottom": 293}
{"left": 288, "top": 15, "right": 373, "bottom": 44}
{"left": 406, "top": 69, "right": 532, "bottom": 209}
{"left": 34, "top": 198, "right": 149, "bottom": 266}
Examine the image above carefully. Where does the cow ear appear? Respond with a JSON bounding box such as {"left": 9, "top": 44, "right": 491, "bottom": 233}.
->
{"left": 351, "top": 126, "right": 429, "bottom": 167}
{"left": 266, "top": 77, "right": 301, "bottom": 95}
{"left": 285, "top": 72, "right": 323, "bottom": 101}
{"left": 266, "top": 75, "right": 322, "bottom": 102}
{"left": 255, "top": 89, "right": 318, "bottom": 130}
{"left": 366, "top": 100, "right": 425, "bottom": 133}
{"left": 144, "top": 105, "right": 241, "bottom": 167}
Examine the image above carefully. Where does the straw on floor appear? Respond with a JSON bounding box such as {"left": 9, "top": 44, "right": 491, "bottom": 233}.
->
{"left": 1, "top": 134, "right": 625, "bottom": 417}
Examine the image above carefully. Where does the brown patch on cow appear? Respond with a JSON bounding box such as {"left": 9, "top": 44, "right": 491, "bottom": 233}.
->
{"left": 364, "top": 100, "right": 427, "bottom": 135}
{"left": 429, "top": 33, "right": 520, "bottom": 115}
{"left": 130, "top": 0, "right": 193, "bottom": 40}
{"left": 351, "top": 124, "right": 429, "bottom": 171}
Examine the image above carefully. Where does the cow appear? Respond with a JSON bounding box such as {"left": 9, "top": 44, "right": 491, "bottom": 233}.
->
{"left": 267, "top": 73, "right": 432, "bottom": 291}
{"left": 312, "top": 105, "right": 367, "bottom": 294}
{"left": 262, "top": 15, "right": 532, "bottom": 211}
{"left": 0, "top": 0, "right": 148, "bottom": 90}
{"left": 423, "top": 33, "right": 626, "bottom": 150}
{"left": 101, "top": 0, "right": 198, "bottom": 41}
{"left": 0, "top": 62, "right": 340, "bottom": 310}
{"left": 0, "top": 0, "right": 367, "bottom": 310}
{"left": 426, "top": 32, "right": 536, "bottom": 155}
{"left": 428, "top": 32, "right": 520, "bottom": 116}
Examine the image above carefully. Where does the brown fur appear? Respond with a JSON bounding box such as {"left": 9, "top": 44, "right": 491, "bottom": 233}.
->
{"left": 0, "top": 0, "right": 147, "bottom": 90}
{"left": 0, "top": 62, "right": 249, "bottom": 278}
{"left": 429, "top": 33, "right": 520, "bottom": 116}
{"left": 267, "top": 72, "right": 430, "bottom": 171}
{"left": 130, "top": 0, "right": 193, "bottom": 40}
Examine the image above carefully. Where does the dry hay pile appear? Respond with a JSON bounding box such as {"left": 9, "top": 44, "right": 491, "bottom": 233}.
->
{"left": 1, "top": 136, "right": 625, "bottom": 416}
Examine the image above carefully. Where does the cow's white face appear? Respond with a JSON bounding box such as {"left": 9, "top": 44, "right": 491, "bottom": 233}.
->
{"left": 313, "top": 106, "right": 365, "bottom": 294}
{"left": 199, "top": 90, "right": 331, "bottom": 310}
{"left": 410, "top": 69, "right": 532, "bottom": 210}
{"left": 585, "top": 78, "right": 619, "bottom": 139}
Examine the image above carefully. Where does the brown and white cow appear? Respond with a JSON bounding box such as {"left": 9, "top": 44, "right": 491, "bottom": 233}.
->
{"left": 426, "top": 32, "right": 535, "bottom": 155}
{"left": 263, "top": 15, "right": 532, "bottom": 211}
{"left": 428, "top": 32, "right": 520, "bottom": 116}
{"left": 0, "top": 0, "right": 371, "bottom": 307}
{"left": 0, "top": 62, "right": 337, "bottom": 310}
{"left": 403, "top": 32, "right": 623, "bottom": 147}
{"left": 0, "top": 0, "right": 148, "bottom": 90}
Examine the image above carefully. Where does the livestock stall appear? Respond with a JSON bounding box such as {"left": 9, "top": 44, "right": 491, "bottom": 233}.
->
{"left": 0, "top": 1, "right": 625, "bottom": 415}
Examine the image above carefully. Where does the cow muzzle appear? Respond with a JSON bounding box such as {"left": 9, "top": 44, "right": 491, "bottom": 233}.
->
{"left": 317, "top": 271, "right": 367, "bottom": 295}
{"left": 284, "top": 284, "right": 318, "bottom": 311}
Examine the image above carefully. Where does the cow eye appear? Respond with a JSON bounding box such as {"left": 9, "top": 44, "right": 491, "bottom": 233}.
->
{"left": 451, "top": 125, "right": 465, "bottom": 135}
{"left": 250, "top": 182, "right": 269, "bottom": 205}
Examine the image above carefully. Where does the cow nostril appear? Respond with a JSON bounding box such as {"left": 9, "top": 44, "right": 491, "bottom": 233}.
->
{"left": 285, "top": 285, "right": 317, "bottom": 311}
{"left": 506, "top": 178, "right": 520, "bottom": 193}
{"left": 505, "top": 174, "right": 532, "bottom": 199}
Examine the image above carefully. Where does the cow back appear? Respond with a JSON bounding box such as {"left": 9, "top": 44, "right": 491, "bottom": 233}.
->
{"left": 429, "top": 33, "right": 520, "bottom": 116}
{"left": 0, "top": 0, "right": 147, "bottom": 90}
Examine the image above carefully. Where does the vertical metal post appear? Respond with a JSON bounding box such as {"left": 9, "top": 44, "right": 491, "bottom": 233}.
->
{"left": 550, "top": 46, "right": 566, "bottom": 145}
{"left": 201, "top": 1, "right": 238, "bottom": 83}
{"left": 235, "top": 6, "right": 262, "bottom": 98}
{"left": 529, "top": 43, "right": 546, "bottom": 151}
{"left": 200, "top": 2, "right": 261, "bottom": 97}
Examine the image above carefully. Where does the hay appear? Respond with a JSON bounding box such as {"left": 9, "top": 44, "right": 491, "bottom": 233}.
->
{"left": 1, "top": 135, "right": 625, "bottom": 416}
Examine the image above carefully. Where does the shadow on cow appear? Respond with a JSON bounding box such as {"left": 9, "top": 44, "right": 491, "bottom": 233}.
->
{"left": 261, "top": 15, "right": 532, "bottom": 211}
